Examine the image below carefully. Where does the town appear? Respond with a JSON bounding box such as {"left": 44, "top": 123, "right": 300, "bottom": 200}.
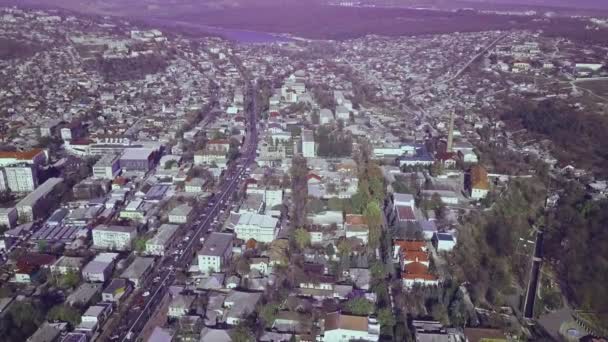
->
{"left": 1, "top": 5, "right": 607, "bottom": 342}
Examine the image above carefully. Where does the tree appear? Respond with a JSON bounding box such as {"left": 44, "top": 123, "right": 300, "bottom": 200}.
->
{"left": 134, "top": 238, "right": 147, "bottom": 253}
{"left": 325, "top": 243, "right": 335, "bottom": 258}
{"left": 236, "top": 257, "right": 251, "bottom": 276}
{"left": 0, "top": 301, "right": 43, "bottom": 342}
{"left": 364, "top": 202, "right": 383, "bottom": 250}
{"left": 231, "top": 323, "right": 255, "bottom": 342}
{"left": 337, "top": 238, "right": 352, "bottom": 257}
{"left": 290, "top": 156, "right": 309, "bottom": 227}
{"left": 47, "top": 304, "right": 81, "bottom": 327}
{"left": 306, "top": 197, "right": 325, "bottom": 214}
{"left": 294, "top": 228, "right": 311, "bottom": 250}
{"left": 259, "top": 303, "right": 279, "bottom": 327}
{"left": 378, "top": 308, "right": 396, "bottom": 328}
{"left": 343, "top": 297, "right": 374, "bottom": 315}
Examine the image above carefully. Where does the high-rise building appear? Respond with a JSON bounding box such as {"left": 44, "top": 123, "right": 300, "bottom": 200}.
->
{"left": 447, "top": 110, "right": 455, "bottom": 153}
{"left": 2, "top": 164, "right": 38, "bottom": 192}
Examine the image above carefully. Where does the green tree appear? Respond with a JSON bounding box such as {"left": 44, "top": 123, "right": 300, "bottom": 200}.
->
{"left": 134, "top": 238, "right": 147, "bottom": 252}
{"left": 378, "top": 308, "right": 396, "bottom": 328}
{"left": 294, "top": 228, "right": 311, "bottom": 250}
{"left": 236, "top": 257, "right": 251, "bottom": 276}
{"left": 259, "top": 303, "right": 279, "bottom": 327}
{"left": 337, "top": 239, "right": 352, "bottom": 257}
{"left": 231, "top": 323, "right": 255, "bottom": 342}
{"left": 364, "top": 202, "right": 383, "bottom": 250}
{"left": 0, "top": 301, "right": 43, "bottom": 342}
{"left": 343, "top": 297, "right": 374, "bottom": 315}
{"left": 290, "top": 156, "right": 309, "bottom": 227}
{"left": 47, "top": 304, "right": 81, "bottom": 327}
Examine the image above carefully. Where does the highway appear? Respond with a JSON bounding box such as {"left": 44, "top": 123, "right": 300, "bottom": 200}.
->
{"left": 104, "top": 83, "right": 259, "bottom": 342}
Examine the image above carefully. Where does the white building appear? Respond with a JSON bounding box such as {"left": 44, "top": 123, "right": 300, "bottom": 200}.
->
{"left": 335, "top": 105, "right": 350, "bottom": 121}
{"left": 393, "top": 193, "right": 415, "bottom": 210}
{"left": 92, "top": 225, "right": 137, "bottom": 251}
{"left": 319, "top": 109, "right": 334, "bottom": 125}
{"left": 233, "top": 213, "right": 278, "bottom": 243}
{"left": 168, "top": 204, "right": 193, "bottom": 224}
{"left": 15, "top": 177, "right": 63, "bottom": 222}
{"left": 2, "top": 165, "right": 38, "bottom": 192}
{"left": 198, "top": 232, "right": 233, "bottom": 274}
{"left": 0, "top": 207, "right": 18, "bottom": 229}
{"left": 302, "top": 129, "right": 316, "bottom": 158}
{"left": 323, "top": 313, "right": 380, "bottom": 342}
{"left": 435, "top": 233, "right": 456, "bottom": 252}
{"left": 92, "top": 154, "right": 120, "bottom": 180}
{"left": 145, "top": 224, "right": 179, "bottom": 256}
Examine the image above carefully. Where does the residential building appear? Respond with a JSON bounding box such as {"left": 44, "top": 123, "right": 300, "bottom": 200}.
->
{"left": 76, "top": 304, "right": 112, "bottom": 335}
{"left": 2, "top": 164, "right": 38, "bottom": 192}
{"left": 50, "top": 256, "right": 84, "bottom": 275}
{"left": 470, "top": 165, "right": 489, "bottom": 200}
{"left": 198, "top": 232, "right": 234, "bottom": 274}
{"left": 145, "top": 224, "right": 179, "bottom": 256}
{"left": 224, "top": 290, "right": 262, "bottom": 325}
{"left": 92, "top": 225, "right": 137, "bottom": 251}
{"left": 168, "top": 204, "right": 193, "bottom": 224}
{"left": 412, "top": 320, "right": 460, "bottom": 342}
{"left": 393, "top": 193, "right": 415, "bottom": 210}
{"left": 323, "top": 312, "right": 380, "bottom": 342}
{"left": 233, "top": 213, "right": 278, "bottom": 243}
{"left": 120, "top": 257, "right": 155, "bottom": 288}
{"left": 435, "top": 233, "right": 456, "bottom": 252}
{"left": 345, "top": 214, "right": 369, "bottom": 244}
{"left": 168, "top": 294, "right": 195, "bottom": 318}
{"left": 15, "top": 177, "right": 64, "bottom": 222}
{"left": 0, "top": 149, "right": 47, "bottom": 167}
{"left": 102, "top": 278, "right": 131, "bottom": 304}
{"left": 27, "top": 322, "right": 67, "bottom": 342}
{"left": 0, "top": 207, "right": 17, "bottom": 229}
{"left": 82, "top": 253, "right": 118, "bottom": 282}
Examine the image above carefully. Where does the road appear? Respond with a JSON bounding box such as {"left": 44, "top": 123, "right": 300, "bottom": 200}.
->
{"left": 105, "top": 80, "right": 259, "bottom": 342}
{"left": 408, "top": 32, "right": 510, "bottom": 99}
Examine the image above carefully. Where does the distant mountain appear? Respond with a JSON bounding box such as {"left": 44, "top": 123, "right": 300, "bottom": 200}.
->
{"left": 460, "top": 0, "right": 608, "bottom": 10}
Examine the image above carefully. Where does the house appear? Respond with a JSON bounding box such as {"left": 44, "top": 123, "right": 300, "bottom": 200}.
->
{"left": 469, "top": 165, "right": 489, "bottom": 200}
{"left": 272, "top": 311, "right": 312, "bottom": 334}
{"left": 185, "top": 177, "right": 207, "bottom": 193}
{"left": 198, "top": 232, "right": 233, "bottom": 274}
{"left": 76, "top": 303, "right": 112, "bottom": 335}
{"left": 421, "top": 190, "right": 459, "bottom": 205}
{"left": 120, "top": 257, "right": 154, "bottom": 288}
{"left": 345, "top": 214, "right": 368, "bottom": 244}
{"left": 50, "top": 256, "right": 84, "bottom": 275}
{"left": 349, "top": 268, "right": 371, "bottom": 290}
{"left": 319, "top": 108, "right": 334, "bottom": 125}
{"left": 145, "top": 224, "right": 179, "bottom": 256}
{"left": 14, "top": 253, "right": 56, "bottom": 283}
{"left": 224, "top": 291, "right": 262, "bottom": 325}
{"left": 27, "top": 322, "right": 67, "bottom": 342}
{"left": 168, "top": 294, "right": 195, "bottom": 318}
{"left": 66, "top": 283, "right": 102, "bottom": 306}
{"left": 393, "top": 193, "right": 415, "bottom": 210}
{"left": 82, "top": 253, "right": 118, "bottom": 282}
{"left": 102, "top": 278, "right": 131, "bottom": 304}
{"left": 168, "top": 204, "right": 193, "bottom": 224}
{"left": 233, "top": 213, "right": 278, "bottom": 243}
{"left": 394, "top": 240, "right": 438, "bottom": 288}
{"left": 323, "top": 312, "right": 380, "bottom": 342}
{"left": 395, "top": 205, "right": 416, "bottom": 223}
{"left": 0, "top": 207, "right": 18, "bottom": 229}
{"left": 435, "top": 233, "right": 456, "bottom": 252}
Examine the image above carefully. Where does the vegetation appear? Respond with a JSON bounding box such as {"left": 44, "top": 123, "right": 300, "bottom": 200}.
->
{"left": 0, "top": 38, "right": 41, "bottom": 60}
{"left": 0, "top": 301, "right": 44, "bottom": 342}
{"left": 315, "top": 125, "right": 353, "bottom": 158}
{"left": 290, "top": 156, "right": 308, "bottom": 227}
{"left": 90, "top": 54, "right": 169, "bottom": 82}
{"left": 293, "top": 227, "right": 311, "bottom": 250}
{"left": 342, "top": 297, "right": 374, "bottom": 315}
{"left": 501, "top": 99, "right": 608, "bottom": 177}
{"left": 47, "top": 304, "right": 82, "bottom": 327}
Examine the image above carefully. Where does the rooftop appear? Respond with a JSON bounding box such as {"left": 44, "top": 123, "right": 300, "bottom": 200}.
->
{"left": 199, "top": 232, "right": 233, "bottom": 256}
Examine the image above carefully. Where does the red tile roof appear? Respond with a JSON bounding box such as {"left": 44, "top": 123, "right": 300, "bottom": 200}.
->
{"left": 396, "top": 206, "right": 416, "bottom": 222}
{"left": 0, "top": 148, "right": 44, "bottom": 160}
{"left": 345, "top": 214, "right": 366, "bottom": 226}
{"left": 471, "top": 165, "right": 489, "bottom": 190}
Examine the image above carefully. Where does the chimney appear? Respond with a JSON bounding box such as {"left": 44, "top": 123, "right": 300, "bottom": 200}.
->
{"left": 447, "top": 110, "right": 455, "bottom": 153}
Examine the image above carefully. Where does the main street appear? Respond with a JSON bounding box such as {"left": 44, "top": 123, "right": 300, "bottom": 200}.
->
{"left": 107, "top": 81, "right": 259, "bottom": 342}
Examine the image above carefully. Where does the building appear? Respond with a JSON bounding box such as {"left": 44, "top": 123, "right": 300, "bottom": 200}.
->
{"left": 92, "top": 154, "right": 121, "bottom": 180}
{"left": 168, "top": 294, "right": 195, "bottom": 318}
{"left": 102, "top": 278, "right": 131, "bottom": 304}
{"left": 435, "top": 233, "right": 456, "bottom": 252}
{"left": 319, "top": 108, "right": 334, "bottom": 125}
{"left": 198, "top": 232, "right": 234, "bottom": 274}
{"left": 323, "top": 312, "right": 380, "bottom": 342}
{"left": 119, "top": 148, "right": 155, "bottom": 172}
{"left": 225, "top": 291, "right": 262, "bottom": 325}
{"left": 412, "top": 320, "right": 460, "bottom": 342}
{"left": 120, "top": 257, "right": 154, "bottom": 288}
{"left": 0, "top": 149, "right": 47, "bottom": 167}
{"left": 1, "top": 164, "right": 38, "bottom": 192}
{"left": 146, "top": 224, "right": 179, "bottom": 256}
{"left": 168, "top": 204, "right": 193, "bottom": 224}
{"left": 233, "top": 213, "right": 278, "bottom": 243}
{"left": 393, "top": 193, "right": 415, "bottom": 210}
{"left": 420, "top": 189, "right": 459, "bottom": 205}
{"left": 27, "top": 322, "right": 67, "bottom": 342}
{"left": 302, "top": 129, "right": 315, "bottom": 158}
{"left": 470, "top": 165, "right": 489, "bottom": 200}
{"left": 76, "top": 304, "right": 112, "bottom": 335}
{"left": 0, "top": 207, "right": 18, "bottom": 229}
{"left": 92, "top": 225, "right": 137, "bottom": 251}
{"left": 15, "top": 177, "right": 64, "bottom": 222}
{"left": 50, "top": 256, "right": 84, "bottom": 275}
{"left": 82, "top": 253, "right": 118, "bottom": 282}
{"left": 345, "top": 214, "right": 369, "bottom": 244}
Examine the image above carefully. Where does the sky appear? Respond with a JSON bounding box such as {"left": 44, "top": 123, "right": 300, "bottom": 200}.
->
{"left": 472, "top": 0, "right": 608, "bottom": 10}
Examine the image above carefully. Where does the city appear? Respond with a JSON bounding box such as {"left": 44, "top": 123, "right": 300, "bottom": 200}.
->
{"left": 0, "top": 2, "right": 607, "bottom": 342}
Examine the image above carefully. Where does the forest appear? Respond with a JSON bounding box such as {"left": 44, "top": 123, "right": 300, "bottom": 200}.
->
{"left": 501, "top": 99, "right": 608, "bottom": 177}
{"left": 88, "top": 54, "right": 170, "bottom": 82}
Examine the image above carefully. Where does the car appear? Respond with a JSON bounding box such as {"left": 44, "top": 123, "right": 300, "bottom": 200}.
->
{"left": 142, "top": 291, "right": 150, "bottom": 297}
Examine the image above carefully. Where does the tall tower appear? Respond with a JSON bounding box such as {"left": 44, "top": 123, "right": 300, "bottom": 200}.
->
{"left": 447, "top": 110, "right": 455, "bottom": 153}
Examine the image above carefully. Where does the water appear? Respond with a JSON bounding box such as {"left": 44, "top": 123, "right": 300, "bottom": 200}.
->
{"left": 199, "top": 25, "right": 293, "bottom": 44}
